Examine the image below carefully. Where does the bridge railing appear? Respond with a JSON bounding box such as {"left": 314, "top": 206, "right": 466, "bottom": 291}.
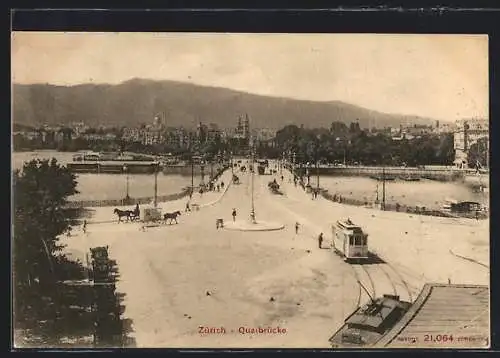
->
{"left": 64, "top": 166, "right": 231, "bottom": 209}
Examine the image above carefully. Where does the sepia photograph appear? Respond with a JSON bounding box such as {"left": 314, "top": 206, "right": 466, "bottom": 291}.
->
{"left": 11, "top": 32, "right": 490, "bottom": 349}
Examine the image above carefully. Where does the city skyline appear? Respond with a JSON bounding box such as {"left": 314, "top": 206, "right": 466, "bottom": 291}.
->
{"left": 12, "top": 33, "right": 488, "bottom": 122}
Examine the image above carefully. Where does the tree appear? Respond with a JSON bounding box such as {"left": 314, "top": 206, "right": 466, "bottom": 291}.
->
{"left": 13, "top": 158, "right": 78, "bottom": 290}
{"left": 467, "top": 137, "right": 488, "bottom": 169}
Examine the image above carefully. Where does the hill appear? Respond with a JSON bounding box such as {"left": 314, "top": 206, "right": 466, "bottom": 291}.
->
{"left": 13, "top": 79, "right": 435, "bottom": 130}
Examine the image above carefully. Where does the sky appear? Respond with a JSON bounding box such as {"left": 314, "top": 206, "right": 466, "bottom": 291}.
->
{"left": 12, "top": 32, "right": 488, "bottom": 122}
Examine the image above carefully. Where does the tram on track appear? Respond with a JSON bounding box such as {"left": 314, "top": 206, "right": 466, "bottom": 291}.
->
{"left": 331, "top": 219, "right": 369, "bottom": 262}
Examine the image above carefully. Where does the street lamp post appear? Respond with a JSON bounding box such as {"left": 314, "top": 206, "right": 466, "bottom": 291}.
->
{"left": 293, "top": 152, "right": 297, "bottom": 175}
{"left": 280, "top": 152, "right": 283, "bottom": 175}
{"left": 123, "top": 165, "right": 130, "bottom": 203}
{"left": 316, "top": 136, "right": 320, "bottom": 192}
{"left": 153, "top": 161, "right": 159, "bottom": 208}
{"left": 306, "top": 162, "right": 311, "bottom": 187}
{"left": 230, "top": 151, "right": 234, "bottom": 175}
{"left": 381, "top": 166, "right": 386, "bottom": 211}
{"left": 200, "top": 161, "right": 205, "bottom": 187}
{"left": 191, "top": 153, "right": 194, "bottom": 197}
{"left": 250, "top": 144, "right": 256, "bottom": 224}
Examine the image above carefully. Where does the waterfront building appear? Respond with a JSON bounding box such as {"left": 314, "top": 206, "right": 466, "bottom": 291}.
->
{"left": 453, "top": 118, "right": 489, "bottom": 168}
{"left": 122, "top": 127, "right": 141, "bottom": 142}
{"left": 140, "top": 115, "right": 167, "bottom": 146}
{"left": 206, "top": 123, "right": 221, "bottom": 144}
{"left": 235, "top": 114, "right": 250, "bottom": 140}
{"left": 196, "top": 122, "right": 208, "bottom": 144}
{"left": 55, "top": 128, "right": 74, "bottom": 145}
{"left": 433, "top": 121, "right": 456, "bottom": 134}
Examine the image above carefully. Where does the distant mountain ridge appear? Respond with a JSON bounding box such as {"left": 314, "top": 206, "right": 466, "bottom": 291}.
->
{"left": 13, "top": 78, "right": 436, "bottom": 130}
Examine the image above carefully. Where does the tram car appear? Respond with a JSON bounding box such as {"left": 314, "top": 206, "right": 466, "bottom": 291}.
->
{"left": 331, "top": 219, "right": 369, "bottom": 262}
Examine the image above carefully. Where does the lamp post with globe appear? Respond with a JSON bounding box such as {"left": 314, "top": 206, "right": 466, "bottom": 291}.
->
{"left": 123, "top": 164, "right": 130, "bottom": 204}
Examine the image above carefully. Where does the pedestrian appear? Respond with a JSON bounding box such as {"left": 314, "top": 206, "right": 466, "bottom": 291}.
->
{"left": 295, "top": 222, "right": 300, "bottom": 234}
{"left": 217, "top": 184, "right": 220, "bottom": 192}
{"left": 232, "top": 208, "right": 237, "bottom": 222}
{"left": 82, "top": 220, "right": 87, "bottom": 234}
{"left": 318, "top": 233, "right": 324, "bottom": 249}
{"left": 185, "top": 201, "right": 191, "bottom": 212}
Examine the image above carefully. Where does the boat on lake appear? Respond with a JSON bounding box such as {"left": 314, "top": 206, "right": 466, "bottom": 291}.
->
{"left": 370, "top": 175, "right": 396, "bottom": 181}
{"left": 440, "top": 199, "right": 487, "bottom": 219}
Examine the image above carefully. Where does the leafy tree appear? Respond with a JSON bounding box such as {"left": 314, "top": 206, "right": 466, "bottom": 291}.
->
{"left": 467, "top": 137, "right": 488, "bottom": 168}
{"left": 13, "top": 158, "right": 78, "bottom": 291}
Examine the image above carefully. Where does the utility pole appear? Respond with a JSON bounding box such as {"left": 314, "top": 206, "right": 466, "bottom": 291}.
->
{"left": 250, "top": 142, "right": 256, "bottom": 224}
{"left": 230, "top": 151, "right": 234, "bottom": 175}
{"left": 316, "top": 158, "right": 320, "bottom": 192}
{"left": 382, "top": 166, "right": 386, "bottom": 211}
{"left": 191, "top": 152, "right": 194, "bottom": 196}
{"left": 153, "top": 162, "right": 158, "bottom": 208}
{"left": 316, "top": 139, "right": 320, "bottom": 192}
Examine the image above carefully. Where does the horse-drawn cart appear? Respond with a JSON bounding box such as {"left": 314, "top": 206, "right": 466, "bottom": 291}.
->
{"left": 141, "top": 206, "right": 163, "bottom": 225}
{"left": 268, "top": 180, "right": 282, "bottom": 195}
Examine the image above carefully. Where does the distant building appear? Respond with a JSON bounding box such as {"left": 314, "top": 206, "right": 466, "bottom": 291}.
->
{"left": 141, "top": 115, "right": 166, "bottom": 145}
{"left": 122, "top": 127, "right": 141, "bottom": 142}
{"left": 55, "top": 128, "right": 73, "bottom": 145}
{"left": 434, "top": 121, "right": 456, "bottom": 134}
{"left": 206, "top": 123, "right": 221, "bottom": 144}
{"left": 454, "top": 118, "right": 489, "bottom": 168}
{"left": 235, "top": 114, "right": 250, "bottom": 140}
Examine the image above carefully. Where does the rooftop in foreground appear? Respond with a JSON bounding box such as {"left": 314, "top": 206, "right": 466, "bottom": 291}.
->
{"left": 330, "top": 283, "right": 489, "bottom": 349}
{"left": 376, "top": 283, "right": 489, "bottom": 348}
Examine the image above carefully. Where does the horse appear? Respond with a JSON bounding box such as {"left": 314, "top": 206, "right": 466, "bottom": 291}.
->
{"left": 114, "top": 208, "right": 134, "bottom": 223}
{"left": 163, "top": 210, "right": 181, "bottom": 224}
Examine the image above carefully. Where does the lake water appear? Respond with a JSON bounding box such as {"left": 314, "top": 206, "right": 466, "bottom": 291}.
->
{"left": 12, "top": 151, "right": 206, "bottom": 202}
{"left": 308, "top": 176, "right": 489, "bottom": 210}
{"left": 13, "top": 151, "right": 489, "bottom": 208}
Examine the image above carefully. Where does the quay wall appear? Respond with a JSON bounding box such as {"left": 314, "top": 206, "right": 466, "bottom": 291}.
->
{"left": 293, "top": 177, "right": 488, "bottom": 220}
{"left": 162, "top": 164, "right": 225, "bottom": 176}
{"left": 64, "top": 166, "right": 230, "bottom": 209}
{"left": 67, "top": 162, "right": 159, "bottom": 174}
{"left": 66, "top": 162, "right": 227, "bottom": 176}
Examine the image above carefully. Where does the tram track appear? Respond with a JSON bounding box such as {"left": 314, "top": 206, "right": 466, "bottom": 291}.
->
{"left": 382, "top": 261, "right": 416, "bottom": 302}
{"left": 375, "top": 264, "right": 398, "bottom": 297}
{"left": 350, "top": 262, "right": 415, "bottom": 305}
{"left": 263, "top": 177, "right": 421, "bottom": 308}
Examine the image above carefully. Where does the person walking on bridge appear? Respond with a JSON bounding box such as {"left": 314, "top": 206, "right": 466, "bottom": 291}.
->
{"left": 318, "top": 233, "right": 324, "bottom": 249}
{"left": 232, "top": 208, "right": 237, "bottom": 222}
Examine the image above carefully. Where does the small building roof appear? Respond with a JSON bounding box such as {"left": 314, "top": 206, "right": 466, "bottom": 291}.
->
{"left": 375, "top": 283, "right": 489, "bottom": 348}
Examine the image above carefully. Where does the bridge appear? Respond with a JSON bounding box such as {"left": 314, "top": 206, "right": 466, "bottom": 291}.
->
{"left": 288, "top": 164, "right": 488, "bottom": 182}
{"left": 61, "top": 162, "right": 489, "bottom": 348}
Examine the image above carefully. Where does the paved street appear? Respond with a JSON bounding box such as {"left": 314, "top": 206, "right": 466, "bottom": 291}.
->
{"left": 62, "top": 164, "right": 489, "bottom": 348}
